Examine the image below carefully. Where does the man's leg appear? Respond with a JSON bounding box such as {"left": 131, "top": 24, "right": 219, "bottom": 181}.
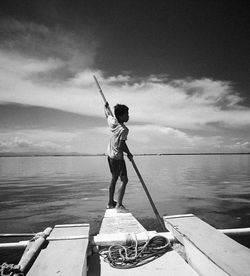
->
{"left": 108, "top": 176, "right": 118, "bottom": 206}
{"left": 116, "top": 178, "right": 128, "bottom": 207}
{"left": 116, "top": 159, "right": 128, "bottom": 208}
{"left": 107, "top": 157, "right": 118, "bottom": 208}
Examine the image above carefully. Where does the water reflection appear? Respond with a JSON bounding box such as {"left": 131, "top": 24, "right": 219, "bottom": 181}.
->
{"left": 0, "top": 155, "right": 250, "bottom": 235}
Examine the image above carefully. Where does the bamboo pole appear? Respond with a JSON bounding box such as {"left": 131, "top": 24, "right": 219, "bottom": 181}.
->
{"left": 0, "top": 233, "right": 34, "bottom": 238}
{"left": 1, "top": 227, "right": 249, "bottom": 251}
{"left": 219, "top": 227, "right": 250, "bottom": 237}
{"left": 130, "top": 158, "right": 166, "bottom": 231}
{"left": 93, "top": 75, "right": 166, "bottom": 231}
{"left": 0, "top": 241, "right": 29, "bottom": 249}
{"left": 90, "top": 227, "right": 250, "bottom": 246}
{"left": 92, "top": 231, "right": 175, "bottom": 246}
{"left": 13, "top": 227, "right": 52, "bottom": 276}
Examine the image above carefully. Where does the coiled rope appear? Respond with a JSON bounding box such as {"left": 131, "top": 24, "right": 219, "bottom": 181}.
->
{"left": 0, "top": 263, "right": 23, "bottom": 276}
{"left": 99, "top": 235, "right": 171, "bottom": 269}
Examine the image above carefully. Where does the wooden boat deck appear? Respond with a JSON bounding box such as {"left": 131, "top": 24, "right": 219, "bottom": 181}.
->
{"left": 99, "top": 209, "right": 147, "bottom": 234}
{"left": 164, "top": 214, "right": 250, "bottom": 276}
{"left": 18, "top": 210, "right": 250, "bottom": 275}
{"left": 26, "top": 223, "right": 89, "bottom": 276}
{"left": 88, "top": 209, "right": 199, "bottom": 276}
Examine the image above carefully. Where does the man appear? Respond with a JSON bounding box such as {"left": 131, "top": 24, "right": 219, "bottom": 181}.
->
{"left": 105, "top": 103, "right": 133, "bottom": 212}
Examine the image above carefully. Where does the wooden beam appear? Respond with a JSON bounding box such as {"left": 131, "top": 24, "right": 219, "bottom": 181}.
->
{"left": 164, "top": 214, "right": 250, "bottom": 276}
{"left": 26, "top": 224, "right": 90, "bottom": 276}
{"left": 0, "top": 240, "right": 29, "bottom": 249}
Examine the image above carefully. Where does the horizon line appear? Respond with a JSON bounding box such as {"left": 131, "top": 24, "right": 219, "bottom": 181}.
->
{"left": 0, "top": 152, "right": 250, "bottom": 157}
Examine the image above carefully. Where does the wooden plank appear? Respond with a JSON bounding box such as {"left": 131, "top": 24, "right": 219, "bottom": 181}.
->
{"left": 99, "top": 209, "right": 146, "bottom": 234}
{"left": 164, "top": 214, "right": 250, "bottom": 276}
{"left": 93, "top": 210, "right": 198, "bottom": 276}
{"left": 27, "top": 224, "right": 90, "bottom": 276}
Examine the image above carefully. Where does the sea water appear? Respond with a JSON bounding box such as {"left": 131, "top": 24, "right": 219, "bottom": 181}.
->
{"left": 0, "top": 154, "right": 250, "bottom": 235}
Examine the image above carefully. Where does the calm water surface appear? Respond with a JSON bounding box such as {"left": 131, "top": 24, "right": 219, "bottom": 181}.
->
{"left": 0, "top": 155, "right": 250, "bottom": 237}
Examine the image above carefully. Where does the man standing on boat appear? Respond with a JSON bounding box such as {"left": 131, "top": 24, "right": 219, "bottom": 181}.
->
{"left": 104, "top": 103, "right": 133, "bottom": 212}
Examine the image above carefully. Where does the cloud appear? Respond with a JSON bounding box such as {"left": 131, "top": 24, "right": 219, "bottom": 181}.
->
{"left": 224, "top": 140, "right": 250, "bottom": 152}
{"left": 1, "top": 49, "right": 250, "bottom": 131}
{"left": 129, "top": 125, "right": 225, "bottom": 153}
{"left": 1, "top": 123, "right": 248, "bottom": 153}
{"left": 0, "top": 19, "right": 250, "bottom": 132}
{"left": 0, "top": 19, "right": 250, "bottom": 153}
{"left": 92, "top": 75, "right": 250, "bottom": 130}
{"left": 0, "top": 126, "right": 111, "bottom": 154}
{"left": 93, "top": 124, "right": 225, "bottom": 153}
{"left": 0, "top": 129, "right": 77, "bottom": 153}
{"left": 0, "top": 19, "right": 96, "bottom": 82}
{"left": 0, "top": 136, "right": 67, "bottom": 153}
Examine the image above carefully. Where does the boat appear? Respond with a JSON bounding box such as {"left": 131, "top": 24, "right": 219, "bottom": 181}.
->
{"left": 1, "top": 209, "right": 250, "bottom": 276}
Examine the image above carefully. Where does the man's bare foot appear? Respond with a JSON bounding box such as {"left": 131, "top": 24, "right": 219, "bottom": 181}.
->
{"left": 115, "top": 204, "right": 129, "bottom": 213}
{"left": 106, "top": 200, "right": 117, "bottom": 209}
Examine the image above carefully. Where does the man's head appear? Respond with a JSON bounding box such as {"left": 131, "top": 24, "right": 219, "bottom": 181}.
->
{"left": 114, "top": 104, "right": 129, "bottom": 123}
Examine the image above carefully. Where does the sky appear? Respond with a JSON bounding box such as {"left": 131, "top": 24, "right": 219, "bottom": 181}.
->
{"left": 0, "top": 0, "right": 249, "bottom": 154}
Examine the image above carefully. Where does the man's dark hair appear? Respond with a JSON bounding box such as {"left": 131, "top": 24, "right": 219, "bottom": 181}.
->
{"left": 114, "top": 104, "right": 129, "bottom": 119}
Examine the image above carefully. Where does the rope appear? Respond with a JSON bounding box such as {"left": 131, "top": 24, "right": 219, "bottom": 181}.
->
{"left": 99, "top": 235, "right": 171, "bottom": 269}
{"left": 0, "top": 263, "right": 23, "bottom": 276}
{"left": 30, "top": 231, "right": 46, "bottom": 241}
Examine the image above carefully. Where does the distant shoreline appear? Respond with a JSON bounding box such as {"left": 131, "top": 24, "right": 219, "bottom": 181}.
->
{"left": 0, "top": 152, "right": 250, "bottom": 157}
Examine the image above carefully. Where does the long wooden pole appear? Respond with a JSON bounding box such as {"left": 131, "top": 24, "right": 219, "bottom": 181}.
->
{"left": 1, "top": 227, "right": 250, "bottom": 250}
{"left": 93, "top": 75, "right": 166, "bottom": 231}
{"left": 0, "top": 240, "right": 29, "bottom": 249}
{"left": 130, "top": 158, "right": 166, "bottom": 231}
{"left": 13, "top": 227, "right": 52, "bottom": 276}
{"left": 0, "top": 233, "right": 34, "bottom": 238}
{"left": 93, "top": 75, "right": 114, "bottom": 116}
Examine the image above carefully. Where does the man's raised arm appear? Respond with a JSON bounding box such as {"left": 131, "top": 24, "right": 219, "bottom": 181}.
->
{"left": 104, "top": 102, "right": 112, "bottom": 118}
